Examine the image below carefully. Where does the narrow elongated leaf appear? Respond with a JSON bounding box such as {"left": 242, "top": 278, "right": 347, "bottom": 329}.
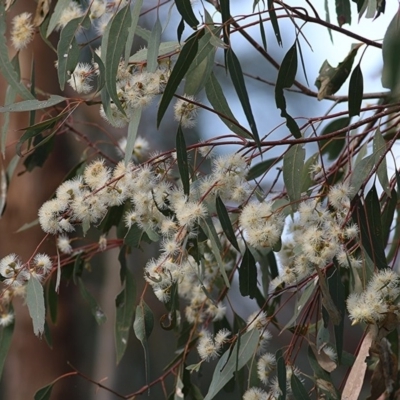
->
{"left": 26, "top": 276, "right": 46, "bottom": 336}
{"left": 226, "top": 49, "right": 260, "bottom": 146}
{"left": 301, "top": 153, "right": 319, "bottom": 193}
{"left": 57, "top": 15, "right": 90, "bottom": 90}
{"left": 129, "top": 41, "right": 180, "bottom": 63}
{"left": 276, "top": 349, "right": 287, "bottom": 399}
{"left": 219, "top": 0, "right": 230, "bottom": 51}
{"left": 268, "top": 0, "right": 282, "bottom": 45}
{"left": 349, "top": 154, "right": 375, "bottom": 196}
{"left": 204, "top": 329, "right": 260, "bottom": 400}
{"left": 291, "top": 373, "right": 310, "bottom": 399}
{"left": 0, "top": 320, "right": 14, "bottom": 379}
{"left": 102, "top": 5, "right": 132, "bottom": 113}
{"left": 247, "top": 158, "right": 279, "bottom": 181}
{"left": 34, "top": 383, "right": 54, "bottom": 400}
{"left": 77, "top": 277, "right": 107, "bottom": 324}
{"left": 176, "top": 126, "right": 190, "bottom": 196}
{"left": 124, "top": 107, "right": 142, "bottom": 166}
{"left": 283, "top": 144, "right": 305, "bottom": 210}
{"left": 0, "top": 3, "right": 34, "bottom": 100}
{"left": 205, "top": 72, "right": 251, "bottom": 139}
{"left": 258, "top": 12, "right": 267, "bottom": 50}
{"left": 157, "top": 31, "right": 203, "bottom": 126}
{"left": 319, "top": 117, "right": 349, "bottom": 160}
{"left": 216, "top": 196, "right": 239, "bottom": 251}
{"left": 336, "top": 0, "right": 352, "bottom": 26}
{"left": 147, "top": 18, "right": 162, "bottom": 73}
{"left": 373, "top": 128, "right": 390, "bottom": 196}
{"left": 115, "top": 269, "right": 136, "bottom": 364}
{"left": 134, "top": 300, "right": 154, "bottom": 382}
{"left": 46, "top": 0, "right": 70, "bottom": 36}
{"left": 0, "top": 95, "right": 66, "bottom": 113}
{"left": 175, "top": 0, "right": 199, "bottom": 28}
{"left": 1, "top": 85, "right": 17, "bottom": 156}
{"left": 381, "top": 188, "right": 397, "bottom": 245}
{"left": 348, "top": 64, "right": 363, "bottom": 117}
{"left": 124, "top": 0, "right": 144, "bottom": 64}
{"left": 382, "top": 7, "right": 400, "bottom": 95}
{"left": 239, "top": 247, "right": 258, "bottom": 298}
{"left": 315, "top": 44, "right": 362, "bottom": 100}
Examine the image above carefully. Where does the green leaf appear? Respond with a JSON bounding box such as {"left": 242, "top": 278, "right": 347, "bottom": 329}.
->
{"left": 335, "top": 0, "right": 352, "bottom": 26}
{"left": 276, "top": 349, "right": 287, "bottom": 399}
{"left": 349, "top": 154, "right": 375, "bottom": 195}
{"left": 46, "top": 0, "right": 70, "bottom": 37}
{"left": 0, "top": 95, "right": 66, "bottom": 113}
{"left": 204, "top": 329, "right": 260, "bottom": 400}
{"left": 124, "top": 107, "right": 142, "bottom": 166}
{"left": 247, "top": 158, "right": 279, "bottom": 181}
{"left": 226, "top": 49, "right": 260, "bottom": 146}
{"left": 348, "top": 64, "right": 363, "bottom": 117}
{"left": 0, "top": 320, "right": 14, "bottom": 379}
{"left": 124, "top": 0, "right": 143, "bottom": 64}
{"left": 268, "top": 0, "right": 282, "bottom": 45}
{"left": 124, "top": 224, "right": 144, "bottom": 248}
{"left": 291, "top": 373, "right": 311, "bottom": 399}
{"left": 46, "top": 276, "right": 58, "bottom": 324}
{"left": 0, "top": 3, "right": 34, "bottom": 100}
{"left": 34, "top": 383, "right": 54, "bottom": 400}
{"left": 315, "top": 44, "right": 362, "bottom": 100}
{"left": 77, "top": 277, "right": 107, "bottom": 324}
{"left": 382, "top": 7, "right": 400, "bottom": 95}
{"left": 115, "top": 269, "right": 136, "bottom": 364}
{"left": 26, "top": 276, "right": 46, "bottom": 336}
{"left": 301, "top": 153, "right": 319, "bottom": 193}
{"left": 175, "top": 0, "right": 199, "bottom": 28}
{"left": 381, "top": 188, "right": 397, "bottom": 245}
{"left": 57, "top": 15, "right": 90, "bottom": 90}
{"left": 147, "top": 17, "right": 162, "bottom": 73}
{"left": 134, "top": 300, "right": 154, "bottom": 383}
{"left": 102, "top": 5, "right": 132, "bottom": 114}
{"left": 283, "top": 144, "right": 305, "bottom": 211}
{"left": 258, "top": 12, "right": 267, "bottom": 50}
{"left": 373, "top": 127, "right": 390, "bottom": 196}
{"left": 239, "top": 247, "right": 258, "bottom": 298}
{"left": 176, "top": 125, "right": 190, "bottom": 196}
{"left": 23, "top": 132, "right": 55, "bottom": 171}
{"left": 319, "top": 117, "right": 349, "bottom": 160}
{"left": 157, "top": 31, "right": 202, "bottom": 126}
{"left": 92, "top": 50, "right": 105, "bottom": 91}
{"left": 205, "top": 72, "right": 252, "bottom": 139}
{"left": 216, "top": 196, "right": 239, "bottom": 251}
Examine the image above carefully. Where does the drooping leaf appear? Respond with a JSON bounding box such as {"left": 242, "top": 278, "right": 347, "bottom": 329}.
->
{"left": 336, "top": 0, "right": 352, "bottom": 26}
{"left": 129, "top": 41, "right": 180, "bottom": 63}
{"left": 175, "top": 0, "right": 199, "bottom": 28}
{"left": 0, "top": 95, "right": 66, "bottom": 113}
{"left": 34, "top": 383, "right": 54, "bottom": 400}
{"left": 101, "top": 5, "right": 132, "bottom": 114}
{"left": 147, "top": 17, "right": 162, "bottom": 73}
{"left": 57, "top": 15, "right": 90, "bottom": 90}
{"left": 315, "top": 44, "right": 362, "bottom": 100}
{"left": 247, "top": 158, "right": 279, "bottom": 181}
{"left": 204, "top": 329, "right": 260, "bottom": 400}
{"left": 283, "top": 144, "right": 305, "bottom": 211}
{"left": 276, "top": 349, "right": 287, "bottom": 399}
{"left": 23, "top": 132, "right": 55, "bottom": 172}
{"left": 46, "top": 0, "right": 70, "bottom": 36}
{"left": 219, "top": 0, "right": 231, "bottom": 52}
{"left": 301, "top": 153, "right": 319, "bottom": 193}
{"left": 348, "top": 64, "right": 363, "bottom": 117}
{"left": 176, "top": 125, "right": 190, "bottom": 196}
{"left": 124, "top": 0, "right": 143, "bottom": 64}
{"left": 226, "top": 49, "right": 260, "bottom": 146}
{"left": 124, "top": 224, "right": 144, "bottom": 248}
{"left": 134, "top": 300, "right": 154, "bottom": 383}
{"left": 0, "top": 320, "right": 14, "bottom": 379}
{"left": 0, "top": 3, "right": 34, "bottom": 100}
{"left": 267, "top": 0, "right": 282, "bottom": 45}
{"left": 291, "top": 372, "right": 311, "bottom": 399}
{"left": 216, "top": 196, "right": 240, "bottom": 251}
{"left": 349, "top": 154, "right": 375, "bottom": 196}
{"left": 239, "top": 247, "right": 258, "bottom": 298}
{"left": 77, "top": 277, "right": 107, "bottom": 325}
{"left": 115, "top": 269, "right": 136, "bottom": 364}
{"left": 382, "top": 6, "right": 400, "bottom": 96}
{"left": 157, "top": 30, "right": 203, "bottom": 126}
{"left": 205, "top": 72, "right": 252, "bottom": 139}
{"left": 319, "top": 117, "right": 349, "bottom": 160}
{"left": 373, "top": 127, "right": 390, "bottom": 196}
{"left": 26, "top": 276, "right": 46, "bottom": 336}
{"left": 124, "top": 107, "right": 142, "bottom": 166}
{"left": 381, "top": 188, "right": 397, "bottom": 245}
{"left": 324, "top": 0, "right": 334, "bottom": 43}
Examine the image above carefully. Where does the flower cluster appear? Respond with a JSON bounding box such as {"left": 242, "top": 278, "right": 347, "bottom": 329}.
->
{"left": 11, "top": 12, "right": 35, "bottom": 51}
{"left": 271, "top": 182, "right": 359, "bottom": 288}
{"left": 347, "top": 269, "right": 400, "bottom": 325}
{"left": 197, "top": 328, "right": 231, "bottom": 361}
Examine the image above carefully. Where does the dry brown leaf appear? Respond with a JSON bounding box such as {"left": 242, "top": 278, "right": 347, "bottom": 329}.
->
{"left": 33, "top": 0, "right": 52, "bottom": 27}
{"left": 342, "top": 329, "right": 375, "bottom": 400}
{"left": 310, "top": 343, "right": 337, "bottom": 373}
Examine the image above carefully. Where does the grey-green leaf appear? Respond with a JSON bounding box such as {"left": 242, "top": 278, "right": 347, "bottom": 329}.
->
{"left": 34, "top": 383, "right": 54, "bottom": 400}
{"left": 0, "top": 320, "right": 14, "bottom": 379}
{"left": 147, "top": 17, "right": 162, "bottom": 73}
{"left": 373, "top": 127, "right": 390, "bottom": 196}
{"left": 0, "top": 95, "right": 66, "bottom": 113}
{"left": 124, "top": 0, "right": 143, "bottom": 64}
{"left": 77, "top": 277, "right": 107, "bottom": 325}
{"left": 115, "top": 269, "right": 136, "bottom": 364}
{"left": 176, "top": 125, "right": 190, "bottom": 196}
{"left": 26, "top": 276, "right": 46, "bottom": 336}
{"left": 124, "top": 107, "right": 142, "bottom": 166}
{"left": 204, "top": 329, "right": 260, "bottom": 400}
{"left": 283, "top": 144, "right": 305, "bottom": 211}
{"left": 175, "top": 0, "right": 199, "bottom": 28}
